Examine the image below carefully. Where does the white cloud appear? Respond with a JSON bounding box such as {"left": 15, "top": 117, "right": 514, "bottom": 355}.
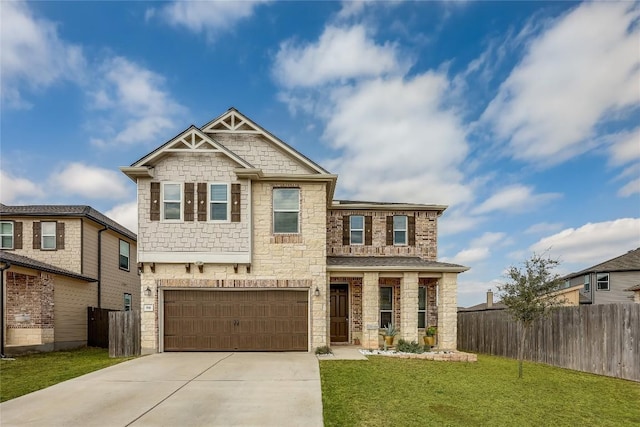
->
{"left": 618, "top": 178, "right": 640, "bottom": 198}
{"left": 442, "top": 231, "right": 507, "bottom": 265}
{"left": 439, "top": 209, "right": 484, "bottom": 236}
{"left": 609, "top": 127, "right": 640, "bottom": 166}
{"left": 473, "top": 184, "right": 561, "bottom": 215}
{"left": 150, "top": 0, "right": 269, "bottom": 41}
{"left": 50, "top": 163, "right": 131, "bottom": 200}
{"left": 530, "top": 218, "right": 640, "bottom": 264}
{"left": 105, "top": 201, "right": 138, "bottom": 234}
{"left": 525, "top": 222, "right": 563, "bottom": 234}
{"left": 274, "top": 25, "right": 405, "bottom": 88}
{"left": 0, "top": 171, "right": 44, "bottom": 203}
{"left": 0, "top": 1, "right": 84, "bottom": 107}
{"left": 481, "top": 2, "right": 640, "bottom": 164}
{"left": 88, "top": 56, "right": 186, "bottom": 147}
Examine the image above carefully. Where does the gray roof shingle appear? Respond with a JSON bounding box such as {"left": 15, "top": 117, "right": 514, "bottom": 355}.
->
{"left": 565, "top": 248, "right": 640, "bottom": 279}
{"left": 0, "top": 204, "right": 136, "bottom": 241}
{"left": 0, "top": 251, "right": 97, "bottom": 282}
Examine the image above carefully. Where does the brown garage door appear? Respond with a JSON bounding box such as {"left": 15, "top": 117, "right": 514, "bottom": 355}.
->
{"left": 163, "top": 290, "right": 308, "bottom": 351}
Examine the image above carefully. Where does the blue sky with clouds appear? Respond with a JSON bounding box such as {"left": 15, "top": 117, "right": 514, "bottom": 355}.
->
{"left": 2, "top": 0, "right": 639, "bottom": 306}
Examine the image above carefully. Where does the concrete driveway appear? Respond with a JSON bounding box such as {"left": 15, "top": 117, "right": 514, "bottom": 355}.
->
{"left": 0, "top": 352, "right": 323, "bottom": 427}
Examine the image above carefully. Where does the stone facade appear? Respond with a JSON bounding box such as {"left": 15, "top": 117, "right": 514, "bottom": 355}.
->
{"left": 327, "top": 210, "right": 438, "bottom": 259}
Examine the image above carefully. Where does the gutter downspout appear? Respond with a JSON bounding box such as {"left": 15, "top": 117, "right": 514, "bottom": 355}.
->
{"left": 97, "top": 227, "right": 108, "bottom": 308}
{"left": 0, "top": 261, "right": 11, "bottom": 358}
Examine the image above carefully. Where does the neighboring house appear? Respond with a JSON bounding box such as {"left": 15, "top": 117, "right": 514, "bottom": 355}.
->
{"left": 564, "top": 247, "right": 640, "bottom": 305}
{"left": 459, "top": 286, "right": 585, "bottom": 313}
{"left": 121, "top": 107, "right": 468, "bottom": 354}
{"left": 0, "top": 205, "right": 139, "bottom": 353}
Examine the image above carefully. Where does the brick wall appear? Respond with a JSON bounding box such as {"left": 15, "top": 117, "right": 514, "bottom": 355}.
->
{"left": 5, "top": 270, "right": 55, "bottom": 345}
{"left": 327, "top": 210, "right": 438, "bottom": 259}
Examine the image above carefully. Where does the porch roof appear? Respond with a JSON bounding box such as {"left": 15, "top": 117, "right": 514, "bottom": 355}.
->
{"left": 326, "top": 256, "right": 468, "bottom": 273}
{"left": 0, "top": 251, "right": 97, "bottom": 282}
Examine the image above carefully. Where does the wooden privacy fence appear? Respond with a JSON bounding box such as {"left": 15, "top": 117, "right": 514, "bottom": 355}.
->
{"left": 458, "top": 304, "right": 640, "bottom": 382}
{"left": 109, "top": 310, "right": 141, "bottom": 358}
{"left": 87, "top": 307, "right": 116, "bottom": 348}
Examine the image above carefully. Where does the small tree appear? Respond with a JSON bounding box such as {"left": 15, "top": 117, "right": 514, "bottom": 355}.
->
{"left": 497, "top": 253, "right": 565, "bottom": 378}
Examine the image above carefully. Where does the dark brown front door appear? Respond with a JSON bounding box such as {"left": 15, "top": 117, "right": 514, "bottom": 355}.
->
{"left": 163, "top": 290, "right": 308, "bottom": 351}
{"left": 330, "top": 284, "right": 348, "bottom": 342}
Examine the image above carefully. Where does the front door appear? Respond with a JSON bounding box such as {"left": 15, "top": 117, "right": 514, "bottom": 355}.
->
{"left": 330, "top": 284, "right": 348, "bottom": 342}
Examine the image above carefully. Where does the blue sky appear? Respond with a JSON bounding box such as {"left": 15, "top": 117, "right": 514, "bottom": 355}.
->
{"left": 1, "top": 0, "right": 639, "bottom": 306}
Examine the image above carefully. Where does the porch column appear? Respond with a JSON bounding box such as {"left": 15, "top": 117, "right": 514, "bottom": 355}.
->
{"left": 400, "top": 272, "right": 419, "bottom": 342}
{"left": 437, "top": 272, "right": 458, "bottom": 350}
{"left": 361, "top": 272, "right": 379, "bottom": 349}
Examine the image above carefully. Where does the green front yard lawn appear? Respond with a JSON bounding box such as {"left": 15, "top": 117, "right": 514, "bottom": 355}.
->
{"left": 320, "top": 354, "right": 640, "bottom": 426}
{"left": 0, "top": 347, "right": 134, "bottom": 402}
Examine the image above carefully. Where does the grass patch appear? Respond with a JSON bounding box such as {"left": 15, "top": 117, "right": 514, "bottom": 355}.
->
{"left": 0, "top": 347, "right": 135, "bottom": 402}
{"left": 320, "top": 354, "right": 640, "bottom": 426}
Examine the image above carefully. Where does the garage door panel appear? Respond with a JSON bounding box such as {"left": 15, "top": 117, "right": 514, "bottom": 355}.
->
{"left": 164, "top": 290, "right": 308, "bottom": 351}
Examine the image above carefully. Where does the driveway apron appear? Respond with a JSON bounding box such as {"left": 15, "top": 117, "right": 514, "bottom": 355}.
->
{"left": 0, "top": 352, "right": 323, "bottom": 427}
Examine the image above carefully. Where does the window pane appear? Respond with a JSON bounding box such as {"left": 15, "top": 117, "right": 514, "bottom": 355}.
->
{"left": 1, "top": 236, "right": 12, "bottom": 248}
{"left": 119, "top": 255, "right": 129, "bottom": 269}
{"left": 120, "top": 240, "right": 129, "bottom": 257}
{"left": 211, "top": 203, "right": 227, "bottom": 221}
{"left": 42, "top": 236, "right": 56, "bottom": 249}
{"left": 0, "top": 222, "right": 12, "bottom": 234}
{"left": 350, "top": 215, "right": 364, "bottom": 229}
{"left": 274, "top": 212, "right": 299, "bottom": 233}
{"left": 419, "top": 287, "right": 426, "bottom": 310}
{"left": 380, "top": 312, "right": 392, "bottom": 328}
{"left": 393, "top": 215, "right": 406, "bottom": 230}
{"left": 210, "top": 185, "right": 227, "bottom": 202}
{"left": 273, "top": 188, "right": 299, "bottom": 210}
{"left": 351, "top": 231, "right": 363, "bottom": 244}
{"left": 418, "top": 312, "right": 425, "bottom": 328}
{"left": 164, "top": 202, "right": 181, "bottom": 220}
{"left": 394, "top": 231, "right": 406, "bottom": 245}
{"left": 42, "top": 222, "right": 56, "bottom": 234}
{"left": 164, "top": 184, "right": 181, "bottom": 200}
{"left": 380, "top": 287, "right": 392, "bottom": 310}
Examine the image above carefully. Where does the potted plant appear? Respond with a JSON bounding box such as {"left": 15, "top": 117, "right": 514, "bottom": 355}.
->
{"left": 424, "top": 326, "right": 437, "bottom": 346}
{"left": 380, "top": 323, "right": 398, "bottom": 347}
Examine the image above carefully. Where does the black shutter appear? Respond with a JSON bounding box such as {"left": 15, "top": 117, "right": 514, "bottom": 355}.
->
{"left": 150, "top": 182, "right": 160, "bottom": 221}
{"left": 342, "top": 215, "right": 350, "bottom": 245}
{"left": 14, "top": 221, "right": 23, "bottom": 249}
{"left": 408, "top": 215, "right": 416, "bottom": 246}
{"left": 56, "top": 222, "right": 65, "bottom": 250}
{"left": 198, "top": 183, "right": 207, "bottom": 221}
{"left": 365, "top": 216, "right": 372, "bottom": 246}
{"left": 184, "top": 183, "right": 195, "bottom": 221}
{"left": 231, "top": 183, "right": 241, "bottom": 222}
{"left": 33, "top": 221, "right": 41, "bottom": 249}
{"left": 386, "top": 216, "right": 393, "bottom": 246}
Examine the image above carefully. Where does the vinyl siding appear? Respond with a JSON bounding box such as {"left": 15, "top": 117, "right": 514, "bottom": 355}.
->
{"left": 53, "top": 276, "right": 96, "bottom": 343}
{"left": 99, "top": 229, "right": 139, "bottom": 311}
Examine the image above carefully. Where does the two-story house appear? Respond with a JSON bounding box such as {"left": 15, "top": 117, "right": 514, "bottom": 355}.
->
{"left": 121, "top": 108, "right": 468, "bottom": 354}
{"left": 0, "top": 205, "right": 139, "bottom": 353}
{"left": 564, "top": 247, "right": 640, "bottom": 304}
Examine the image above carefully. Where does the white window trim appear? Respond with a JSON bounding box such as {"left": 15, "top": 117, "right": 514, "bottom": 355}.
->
{"left": 208, "top": 182, "right": 231, "bottom": 223}
{"left": 41, "top": 221, "right": 56, "bottom": 250}
{"left": 350, "top": 215, "right": 364, "bottom": 245}
{"left": 0, "top": 221, "right": 13, "bottom": 250}
{"left": 393, "top": 215, "right": 408, "bottom": 246}
{"left": 380, "top": 286, "right": 393, "bottom": 328}
{"left": 418, "top": 286, "right": 426, "bottom": 329}
{"left": 273, "top": 188, "right": 300, "bottom": 234}
{"left": 119, "top": 239, "right": 130, "bottom": 271}
{"left": 596, "top": 273, "right": 610, "bottom": 291}
{"left": 161, "top": 182, "right": 183, "bottom": 222}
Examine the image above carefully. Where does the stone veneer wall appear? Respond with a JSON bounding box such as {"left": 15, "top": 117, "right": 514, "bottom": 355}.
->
{"left": 327, "top": 210, "right": 438, "bottom": 260}
{"left": 5, "top": 271, "right": 55, "bottom": 345}
{"left": 139, "top": 181, "right": 328, "bottom": 353}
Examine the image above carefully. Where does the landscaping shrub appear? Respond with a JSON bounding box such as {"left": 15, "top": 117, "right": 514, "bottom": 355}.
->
{"left": 315, "top": 345, "right": 333, "bottom": 355}
{"left": 396, "top": 339, "right": 424, "bottom": 354}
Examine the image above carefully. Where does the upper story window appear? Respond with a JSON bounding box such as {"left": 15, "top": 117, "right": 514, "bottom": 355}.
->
{"left": 584, "top": 275, "right": 590, "bottom": 292}
{"left": 162, "top": 183, "right": 182, "bottom": 221}
{"left": 393, "top": 215, "right": 407, "bottom": 245}
{"left": 209, "top": 183, "right": 229, "bottom": 221}
{"left": 596, "top": 273, "right": 609, "bottom": 291}
{"left": 273, "top": 188, "right": 300, "bottom": 234}
{"left": 41, "top": 221, "right": 57, "bottom": 250}
{"left": 380, "top": 286, "right": 393, "bottom": 327}
{"left": 119, "top": 240, "right": 130, "bottom": 271}
{"left": 124, "top": 293, "right": 132, "bottom": 311}
{"left": 1, "top": 221, "right": 13, "bottom": 249}
{"left": 350, "top": 215, "right": 364, "bottom": 245}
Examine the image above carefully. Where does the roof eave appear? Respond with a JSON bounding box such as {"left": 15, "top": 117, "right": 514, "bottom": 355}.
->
{"left": 330, "top": 203, "right": 448, "bottom": 213}
{"left": 120, "top": 166, "right": 154, "bottom": 182}
{"left": 326, "top": 265, "right": 469, "bottom": 273}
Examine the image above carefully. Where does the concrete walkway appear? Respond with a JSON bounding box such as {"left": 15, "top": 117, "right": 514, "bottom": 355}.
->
{"left": 0, "top": 352, "right": 323, "bottom": 427}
